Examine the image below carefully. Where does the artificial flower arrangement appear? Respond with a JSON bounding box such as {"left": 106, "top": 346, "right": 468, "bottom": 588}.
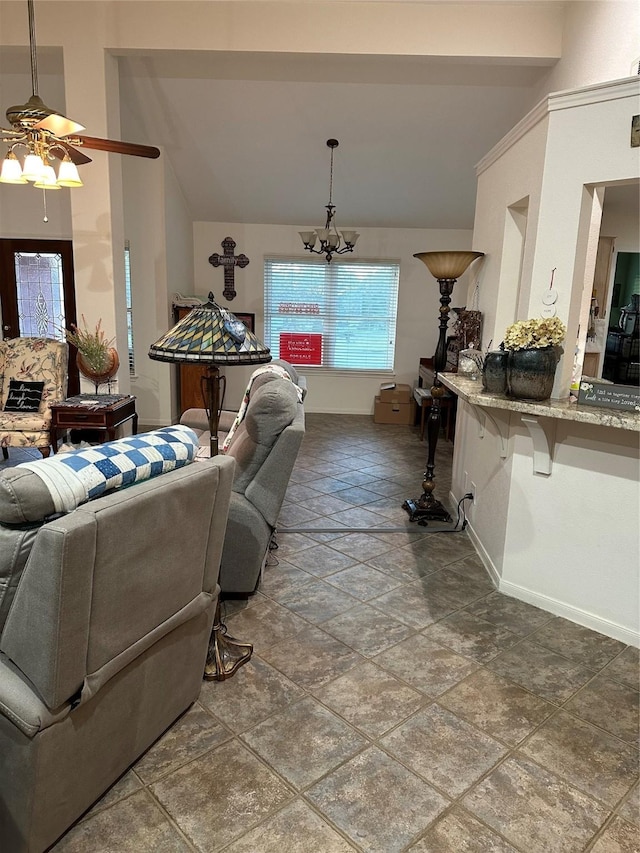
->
{"left": 503, "top": 316, "right": 566, "bottom": 351}
{"left": 65, "top": 316, "right": 116, "bottom": 373}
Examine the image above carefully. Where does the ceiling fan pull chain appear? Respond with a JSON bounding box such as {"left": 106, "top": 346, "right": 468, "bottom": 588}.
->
{"left": 42, "top": 187, "right": 48, "bottom": 223}
{"left": 27, "top": 0, "right": 39, "bottom": 97}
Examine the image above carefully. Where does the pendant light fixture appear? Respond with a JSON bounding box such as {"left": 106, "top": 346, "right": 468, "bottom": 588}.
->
{"left": 299, "top": 139, "right": 359, "bottom": 263}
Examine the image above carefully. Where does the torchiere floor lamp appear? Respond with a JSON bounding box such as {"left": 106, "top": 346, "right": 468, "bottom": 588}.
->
{"left": 149, "top": 293, "right": 271, "bottom": 679}
{"left": 403, "top": 250, "right": 484, "bottom": 525}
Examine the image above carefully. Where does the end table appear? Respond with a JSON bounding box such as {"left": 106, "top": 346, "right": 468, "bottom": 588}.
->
{"left": 50, "top": 395, "right": 138, "bottom": 453}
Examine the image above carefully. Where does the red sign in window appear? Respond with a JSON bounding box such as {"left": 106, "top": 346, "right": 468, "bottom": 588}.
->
{"left": 280, "top": 333, "right": 322, "bottom": 365}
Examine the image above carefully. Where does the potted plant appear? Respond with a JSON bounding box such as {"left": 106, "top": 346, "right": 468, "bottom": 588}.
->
{"left": 65, "top": 316, "right": 119, "bottom": 392}
{"left": 503, "top": 316, "right": 566, "bottom": 400}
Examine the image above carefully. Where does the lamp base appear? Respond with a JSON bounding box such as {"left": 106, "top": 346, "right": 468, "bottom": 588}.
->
{"left": 204, "top": 605, "right": 253, "bottom": 681}
{"left": 402, "top": 495, "right": 452, "bottom": 525}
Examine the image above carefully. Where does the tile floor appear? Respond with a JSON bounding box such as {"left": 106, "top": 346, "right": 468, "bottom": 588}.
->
{"left": 3, "top": 415, "right": 639, "bottom": 852}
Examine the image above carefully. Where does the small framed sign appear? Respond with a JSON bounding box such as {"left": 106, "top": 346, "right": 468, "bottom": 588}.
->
{"left": 280, "top": 333, "right": 322, "bottom": 365}
{"left": 578, "top": 378, "right": 640, "bottom": 412}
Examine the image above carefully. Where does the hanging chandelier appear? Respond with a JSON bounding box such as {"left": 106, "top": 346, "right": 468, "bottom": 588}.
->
{"left": 299, "top": 139, "right": 359, "bottom": 263}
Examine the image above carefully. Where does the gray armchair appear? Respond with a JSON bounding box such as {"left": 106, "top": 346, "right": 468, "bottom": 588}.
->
{"left": 221, "top": 376, "right": 305, "bottom": 594}
{"left": 181, "top": 370, "right": 305, "bottom": 595}
{"left": 0, "top": 436, "right": 234, "bottom": 852}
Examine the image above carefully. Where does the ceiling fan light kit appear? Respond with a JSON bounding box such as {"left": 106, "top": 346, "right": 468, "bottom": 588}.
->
{"left": 299, "top": 139, "right": 360, "bottom": 263}
{"left": 0, "top": 151, "right": 27, "bottom": 184}
{"left": 56, "top": 155, "right": 84, "bottom": 188}
{"left": 0, "top": 0, "right": 160, "bottom": 198}
{"left": 33, "top": 163, "right": 61, "bottom": 190}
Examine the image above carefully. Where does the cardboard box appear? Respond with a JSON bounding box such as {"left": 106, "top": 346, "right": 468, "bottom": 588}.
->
{"left": 379, "top": 383, "right": 412, "bottom": 404}
{"left": 373, "top": 396, "right": 416, "bottom": 425}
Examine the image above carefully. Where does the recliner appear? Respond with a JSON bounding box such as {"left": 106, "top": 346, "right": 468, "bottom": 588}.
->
{"left": 181, "top": 366, "right": 306, "bottom": 595}
{"left": 0, "top": 436, "right": 234, "bottom": 852}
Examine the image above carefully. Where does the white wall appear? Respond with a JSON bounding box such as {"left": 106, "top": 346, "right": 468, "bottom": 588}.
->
{"left": 454, "top": 78, "right": 640, "bottom": 644}
{"left": 470, "top": 108, "right": 549, "bottom": 350}
{"left": 124, "top": 151, "right": 193, "bottom": 427}
{"left": 532, "top": 0, "right": 640, "bottom": 103}
{"left": 501, "top": 421, "right": 639, "bottom": 641}
{"left": 193, "top": 222, "right": 473, "bottom": 414}
{"left": 453, "top": 399, "right": 639, "bottom": 644}
{"left": 601, "top": 191, "right": 640, "bottom": 252}
{"left": 532, "top": 81, "right": 640, "bottom": 395}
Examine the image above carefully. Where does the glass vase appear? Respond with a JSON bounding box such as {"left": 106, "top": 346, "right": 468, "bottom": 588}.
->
{"left": 507, "top": 346, "right": 558, "bottom": 401}
{"left": 482, "top": 350, "right": 509, "bottom": 395}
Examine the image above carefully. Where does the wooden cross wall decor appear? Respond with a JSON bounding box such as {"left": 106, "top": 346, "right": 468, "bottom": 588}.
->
{"left": 208, "top": 237, "right": 250, "bottom": 301}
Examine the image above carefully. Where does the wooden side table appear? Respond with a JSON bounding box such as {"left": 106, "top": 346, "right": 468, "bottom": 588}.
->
{"left": 417, "top": 358, "right": 456, "bottom": 442}
{"left": 50, "top": 395, "right": 138, "bottom": 453}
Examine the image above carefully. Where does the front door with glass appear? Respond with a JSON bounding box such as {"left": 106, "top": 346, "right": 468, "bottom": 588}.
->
{"left": 0, "top": 238, "right": 79, "bottom": 395}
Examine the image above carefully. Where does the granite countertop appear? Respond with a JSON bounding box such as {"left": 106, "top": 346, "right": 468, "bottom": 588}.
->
{"left": 438, "top": 373, "right": 640, "bottom": 432}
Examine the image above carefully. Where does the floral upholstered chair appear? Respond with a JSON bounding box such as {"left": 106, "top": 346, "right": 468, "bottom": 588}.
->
{"left": 0, "top": 338, "right": 68, "bottom": 459}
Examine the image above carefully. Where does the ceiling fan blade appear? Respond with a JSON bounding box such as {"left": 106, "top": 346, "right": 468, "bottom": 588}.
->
{"left": 49, "top": 141, "right": 92, "bottom": 165}
{"left": 33, "top": 113, "right": 85, "bottom": 137}
{"left": 77, "top": 136, "right": 160, "bottom": 159}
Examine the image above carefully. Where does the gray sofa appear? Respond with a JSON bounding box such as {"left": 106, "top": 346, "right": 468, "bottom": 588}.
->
{"left": 181, "top": 361, "right": 306, "bottom": 595}
{"left": 0, "top": 430, "right": 234, "bottom": 853}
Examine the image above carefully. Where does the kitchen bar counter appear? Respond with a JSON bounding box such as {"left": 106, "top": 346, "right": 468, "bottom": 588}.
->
{"left": 438, "top": 373, "right": 640, "bottom": 433}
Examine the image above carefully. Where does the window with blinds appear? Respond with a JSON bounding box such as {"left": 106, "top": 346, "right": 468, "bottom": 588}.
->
{"left": 264, "top": 257, "right": 400, "bottom": 370}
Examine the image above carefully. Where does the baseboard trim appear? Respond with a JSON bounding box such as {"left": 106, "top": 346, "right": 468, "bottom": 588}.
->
{"left": 448, "top": 491, "right": 639, "bottom": 647}
{"left": 465, "top": 524, "right": 501, "bottom": 589}
{"left": 497, "top": 579, "right": 639, "bottom": 648}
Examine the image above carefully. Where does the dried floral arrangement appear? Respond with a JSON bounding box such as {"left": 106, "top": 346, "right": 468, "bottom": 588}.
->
{"left": 504, "top": 317, "right": 566, "bottom": 351}
{"left": 65, "top": 316, "right": 115, "bottom": 372}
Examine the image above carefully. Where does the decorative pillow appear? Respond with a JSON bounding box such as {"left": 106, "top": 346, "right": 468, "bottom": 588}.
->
{"left": 3, "top": 380, "right": 45, "bottom": 412}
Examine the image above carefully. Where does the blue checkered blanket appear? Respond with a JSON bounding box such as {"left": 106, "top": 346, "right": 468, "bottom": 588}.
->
{"left": 19, "top": 426, "right": 198, "bottom": 514}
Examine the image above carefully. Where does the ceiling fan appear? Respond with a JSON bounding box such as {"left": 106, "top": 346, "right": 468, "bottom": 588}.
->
{"left": 0, "top": 0, "right": 160, "bottom": 190}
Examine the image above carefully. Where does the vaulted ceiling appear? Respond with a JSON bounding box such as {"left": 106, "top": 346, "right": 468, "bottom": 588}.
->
{"left": 116, "top": 50, "right": 552, "bottom": 229}
{"left": 1, "top": 42, "right": 555, "bottom": 231}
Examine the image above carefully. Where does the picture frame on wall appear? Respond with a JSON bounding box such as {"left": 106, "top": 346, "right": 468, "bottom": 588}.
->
{"left": 234, "top": 312, "right": 255, "bottom": 333}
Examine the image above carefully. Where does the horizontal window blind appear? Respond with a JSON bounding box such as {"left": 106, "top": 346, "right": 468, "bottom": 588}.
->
{"left": 124, "top": 242, "right": 135, "bottom": 375}
{"left": 264, "top": 257, "right": 400, "bottom": 370}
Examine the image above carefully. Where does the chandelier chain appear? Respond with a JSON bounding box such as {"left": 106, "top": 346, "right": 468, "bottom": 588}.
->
{"left": 328, "top": 145, "right": 334, "bottom": 208}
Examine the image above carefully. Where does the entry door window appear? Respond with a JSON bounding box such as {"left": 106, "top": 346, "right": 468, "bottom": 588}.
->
{"left": 14, "top": 251, "right": 66, "bottom": 338}
{"left": 0, "top": 238, "right": 79, "bottom": 395}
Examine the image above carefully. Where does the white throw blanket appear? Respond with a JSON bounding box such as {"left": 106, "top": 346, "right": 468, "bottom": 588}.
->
{"left": 20, "top": 425, "right": 198, "bottom": 514}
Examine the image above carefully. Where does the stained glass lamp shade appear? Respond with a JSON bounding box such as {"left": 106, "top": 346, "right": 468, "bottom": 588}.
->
{"left": 149, "top": 293, "right": 271, "bottom": 455}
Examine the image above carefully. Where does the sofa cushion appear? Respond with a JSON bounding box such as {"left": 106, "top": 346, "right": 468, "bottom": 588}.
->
{"left": 226, "top": 379, "right": 299, "bottom": 494}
